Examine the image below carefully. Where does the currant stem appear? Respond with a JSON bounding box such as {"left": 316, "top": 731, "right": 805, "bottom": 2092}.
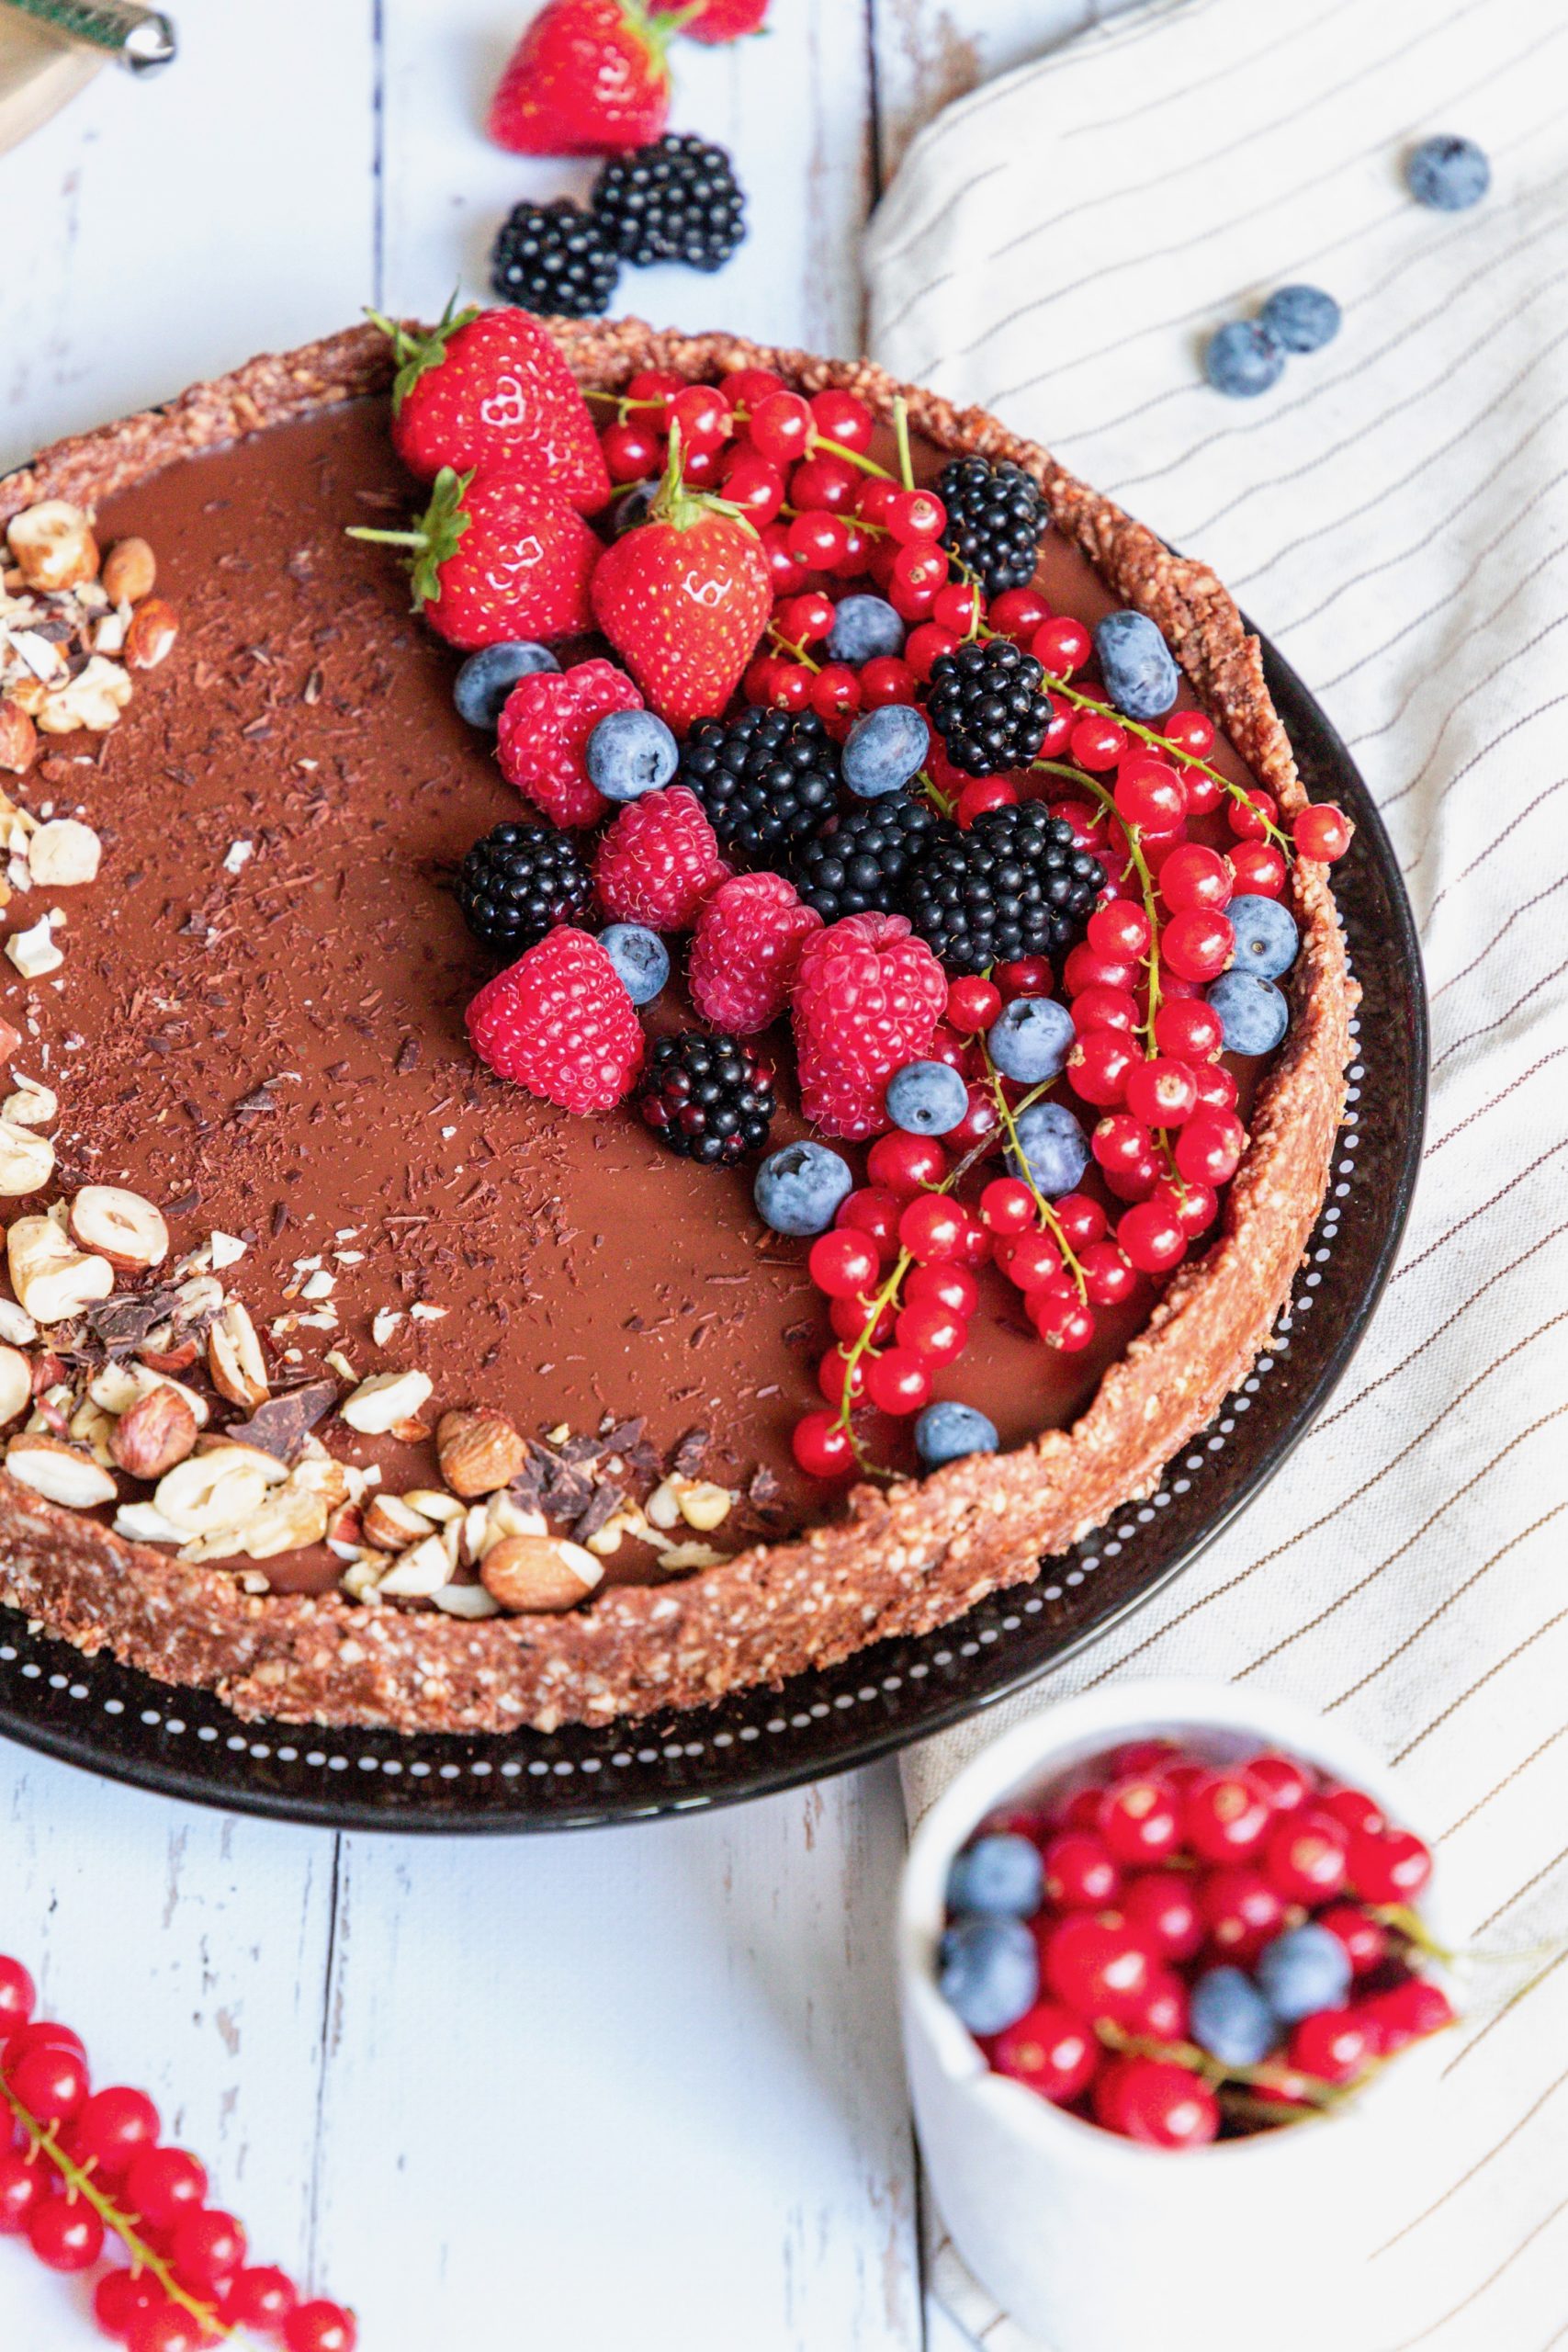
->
{"left": 892, "top": 398, "right": 916, "bottom": 493}
{"left": 1, "top": 2080, "right": 236, "bottom": 2339}
{"left": 978, "top": 1059, "right": 1089, "bottom": 1302}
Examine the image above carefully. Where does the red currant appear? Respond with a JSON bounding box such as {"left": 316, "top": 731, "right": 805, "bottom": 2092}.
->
{"left": 946, "top": 1083, "right": 1001, "bottom": 1152}
{"left": 1287, "top": 2007, "right": 1369, "bottom": 2085}
{"left": 886, "top": 487, "right": 946, "bottom": 544}
{"left": 1347, "top": 1826, "right": 1433, "bottom": 1905}
{"left": 992, "top": 2004, "right": 1099, "bottom": 2104}
{"left": 1320, "top": 1786, "right": 1386, "bottom": 1839}
{"left": 748, "top": 390, "right": 813, "bottom": 466}
{"left": 220, "top": 2265, "right": 300, "bottom": 2328}
{"left": 1029, "top": 1291, "right": 1096, "bottom": 1351}
{"left": 1227, "top": 840, "right": 1288, "bottom": 898}
{"left": 1360, "top": 1979, "right": 1452, "bottom": 2053}
{"left": 73, "top": 2085, "right": 160, "bottom": 2177}
{"left": 1174, "top": 1111, "right": 1246, "bottom": 1186}
{"left": 1099, "top": 1776, "right": 1182, "bottom": 1864}
{"left": 669, "top": 384, "right": 731, "bottom": 457}
{"left": 1042, "top": 1831, "right": 1122, "bottom": 1910}
{"left": 1068, "top": 1030, "right": 1136, "bottom": 1108}
{"left": 1153, "top": 999, "right": 1222, "bottom": 1060}
{"left": 1293, "top": 803, "right": 1353, "bottom": 862}
{"left": 717, "top": 449, "right": 785, "bottom": 523}
{"left": 1318, "top": 1905, "right": 1388, "bottom": 1976}
{"left": 866, "top": 1132, "right": 947, "bottom": 1196}
{"left": 1160, "top": 910, "right": 1235, "bottom": 983}
{"left": 945, "top": 976, "right": 1002, "bottom": 1033}
{"left": 1128, "top": 1967, "right": 1190, "bottom": 2041}
{"left": 1078, "top": 1240, "right": 1137, "bottom": 1307}
{"left": 1038, "top": 695, "right": 1074, "bottom": 758}
{"left": 1063, "top": 943, "right": 1137, "bottom": 998}
{"left": 906, "top": 1263, "right": 980, "bottom": 1318}
{"left": 1103, "top": 1155, "right": 1160, "bottom": 1204}
{"left": 1115, "top": 1202, "right": 1187, "bottom": 1276}
{"left": 1120, "top": 1871, "right": 1203, "bottom": 1962}
{"left": 830, "top": 1293, "right": 894, "bottom": 1346}
{"left": 906, "top": 622, "right": 960, "bottom": 680}
{"left": 1158, "top": 842, "right": 1232, "bottom": 913}
{"left": 996, "top": 1231, "right": 1065, "bottom": 1292}
{"left": 1032, "top": 616, "right": 1090, "bottom": 674}
{"left": 1086, "top": 905, "right": 1148, "bottom": 965}
{"left": 95, "top": 2266, "right": 162, "bottom": 2337}
{"left": 774, "top": 591, "right": 835, "bottom": 646}
{"left": 818, "top": 1346, "right": 867, "bottom": 1408}
{"left": 895, "top": 1303, "right": 968, "bottom": 1366}
{"left": 863, "top": 1349, "right": 931, "bottom": 1416}
{"left": 171, "top": 2206, "right": 246, "bottom": 2293}
{"left": 836, "top": 1187, "right": 901, "bottom": 1260}
{"left": 787, "top": 511, "right": 850, "bottom": 572}
{"left": 1163, "top": 709, "right": 1216, "bottom": 761}
{"left": 28, "top": 2191, "right": 105, "bottom": 2271}
{"left": 858, "top": 655, "right": 919, "bottom": 707}
{"left": 1092, "top": 1113, "right": 1155, "bottom": 1178}
{"left": 626, "top": 368, "right": 683, "bottom": 419}
{"left": 1114, "top": 758, "right": 1186, "bottom": 834}
{"left": 1244, "top": 1753, "right": 1315, "bottom": 1812}
{"left": 1190, "top": 1062, "right": 1239, "bottom": 1114}
{"left": 810, "top": 663, "right": 861, "bottom": 724}
{"left": 1264, "top": 1813, "right": 1349, "bottom": 1905}
{"left": 1199, "top": 1866, "right": 1286, "bottom": 1963}
{"left": 1042, "top": 1910, "right": 1154, "bottom": 2021}
{"left": 602, "top": 420, "right": 661, "bottom": 482}
{"left": 789, "top": 454, "right": 860, "bottom": 513}
{"left": 1054, "top": 1193, "right": 1108, "bottom": 1250}
{"left": 1153, "top": 1176, "right": 1219, "bottom": 1238}
{"left": 0, "top": 2147, "right": 45, "bottom": 2234}
{"left": 932, "top": 582, "right": 984, "bottom": 635}
{"left": 1070, "top": 715, "right": 1127, "bottom": 772}
{"left": 955, "top": 777, "right": 1018, "bottom": 827}
{"left": 1093, "top": 2057, "right": 1218, "bottom": 2148}
{"left": 1124, "top": 1057, "right": 1199, "bottom": 1128}
{"left": 1227, "top": 788, "right": 1279, "bottom": 842}
{"left": 792, "top": 1412, "right": 856, "bottom": 1478}
{"left": 979, "top": 1177, "right": 1036, "bottom": 1236}
{"left": 124, "top": 2145, "right": 207, "bottom": 2232}
{"left": 0, "top": 1954, "right": 35, "bottom": 2030}
{"left": 7, "top": 2041, "right": 89, "bottom": 2122}
{"left": 987, "top": 587, "right": 1050, "bottom": 641}
{"left": 807, "top": 388, "right": 874, "bottom": 452}
{"left": 808, "top": 1230, "right": 882, "bottom": 1299}
{"left": 1182, "top": 1771, "right": 1272, "bottom": 1862}
{"left": 285, "top": 2304, "right": 358, "bottom": 2352}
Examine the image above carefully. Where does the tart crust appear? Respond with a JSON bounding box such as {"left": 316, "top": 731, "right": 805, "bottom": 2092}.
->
{"left": 0, "top": 322, "right": 1355, "bottom": 1734}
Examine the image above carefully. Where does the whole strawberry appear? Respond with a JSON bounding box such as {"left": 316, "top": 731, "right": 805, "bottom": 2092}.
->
{"left": 369, "top": 300, "right": 611, "bottom": 511}
{"left": 591, "top": 431, "right": 772, "bottom": 732}
{"left": 350, "top": 468, "right": 599, "bottom": 650}
{"left": 681, "top": 0, "right": 770, "bottom": 40}
{"left": 468, "top": 925, "right": 645, "bottom": 1113}
{"left": 594, "top": 785, "right": 728, "bottom": 930}
{"left": 792, "top": 913, "right": 947, "bottom": 1140}
{"left": 689, "top": 873, "right": 820, "bottom": 1034}
{"left": 499, "top": 659, "right": 643, "bottom": 828}
{"left": 488, "top": 0, "right": 672, "bottom": 157}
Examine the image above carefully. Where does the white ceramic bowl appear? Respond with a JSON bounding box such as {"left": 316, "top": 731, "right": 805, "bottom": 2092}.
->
{"left": 899, "top": 1679, "right": 1450, "bottom": 2352}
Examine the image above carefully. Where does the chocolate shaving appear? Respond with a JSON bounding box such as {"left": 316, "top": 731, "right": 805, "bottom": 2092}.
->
{"left": 83, "top": 1284, "right": 183, "bottom": 1357}
{"left": 748, "top": 1464, "right": 784, "bottom": 1512}
{"left": 672, "top": 1427, "right": 711, "bottom": 1477}
{"left": 231, "top": 1084, "right": 279, "bottom": 1117}
{"left": 394, "top": 1035, "right": 420, "bottom": 1074}
{"left": 222, "top": 1379, "right": 338, "bottom": 1462}
{"left": 572, "top": 1485, "right": 624, "bottom": 1544}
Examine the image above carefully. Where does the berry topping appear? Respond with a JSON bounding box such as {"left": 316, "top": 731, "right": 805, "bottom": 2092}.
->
{"left": 349, "top": 467, "right": 599, "bottom": 650}
{"left": 490, "top": 198, "right": 620, "bottom": 317}
{"left": 886, "top": 1058, "right": 969, "bottom": 1136}
{"left": 635, "top": 1031, "right": 775, "bottom": 1167}
{"left": 485, "top": 0, "right": 672, "bottom": 157}
{"left": 466, "top": 925, "right": 644, "bottom": 1114}
{"left": 1406, "top": 132, "right": 1490, "bottom": 211}
{"left": 1093, "top": 609, "right": 1180, "bottom": 720}
{"left": 457, "top": 822, "right": 594, "bottom": 954}
{"left": 1258, "top": 285, "right": 1341, "bottom": 354}
{"left": 688, "top": 870, "right": 822, "bottom": 1032}
{"left": 926, "top": 638, "right": 1051, "bottom": 775}
{"left": 367, "top": 302, "right": 612, "bottom": 507}
{"left": 598, "top": 922, "right": 670, "bottom": 1005}
{"left": 1189, "top": 1966, "right": 1278, "bottom": 2067}
{"left": 753, "top": 1140, "right": 854, "bottom": 1236}
{"left": 1007, "top": 1099, "right": 1091, "bottom": 1197}
{"left": 453, "top": 639, "right": 558, "bottom": 729}
{"left": 842, "top": 702, "right": 930, "bottom": 799}
{"left": 592, "top": 132, "right": 747, "bottom": 269}
{"left": 1255, "top": 1923, "right": 1354, "bottom": 2023}
{"left": 905, "top": 802, "right": 1104, "bottom": 974}
{"left": 679, "top": 706, "right": 842, "bottom": 858}
{"left": 1226, "top": 894, "right": 1299, "bottom": 978}
{"left": 914, "top": 1399, "right": 999, "bottom": 1468}
{"left": 1204, "top": 320, "right": 1286, "bottom": 399}
{"left": 497, "top": 657, "right": 644, "bottom": 829}
{"left": 947, "top": 1833, "right": 1046, "bottom": 1918}
{"left": 593, "top": 783, "right": 729, "bottom": 929}
{"left": 826, "top": 594, "right": 907, "bottom": 666}
{"left": 793, "top": 795, "right": 951, "bottom": 924}
{"left": 987, "top": 996, "right": 1075, "bottom": 1084}
{"left": 1206, "top": 969, "right": 1290, "bottom": 1056}
{"left": 935, "top": 455, "right": 1048, "bottom": 595}
{"left": 681, "top": 0, "right": 771, "bottom": 40}
{"left": 938, "top": 1916, "right": 1039, "bottom": 2036}
{"left": 791, "top": 912, "right": 948, "bottom": 1139}
{"left": 586, "top": 707, "right": 680, "bottom": 801}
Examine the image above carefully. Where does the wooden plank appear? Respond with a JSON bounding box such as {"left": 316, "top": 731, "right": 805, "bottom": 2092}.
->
{"left": 309, "top": 1767, "right": 919, "bottom": 2349}
{"left": 870, "top": 0, "right": 1137, "bottom": 188}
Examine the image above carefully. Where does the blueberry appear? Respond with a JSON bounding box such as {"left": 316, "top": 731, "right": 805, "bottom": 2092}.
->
{"left": 826, "top": 594, "right": 906, "bottom": 666}
{"left": 1226, "top": 894, "right": 1299, "bottom": 979}
{"left": 1207, "top": 969, "right": 1289, "bottom": 1056}
{"left": 1256, "top": 1924, "right": 1353, "bottom": 2025}
{"left": 937, "top": 1915, "right": 1039, "bottom": 2036}
{"left": 1406, "top": 133, "right": 1490, "bottom": 212}
{"left": 1204, "top": 321, "right": 1287, "bottom": 401}
{"left": 599, "top": 922, "right": 669, "bottom": 1006}
{"left": 1094, "top": 609, "right": 1180, "bottom": 721}
{"left": 988, "top": 996, "right": 1075, "bottom": 1085}
{"left": 453, "top": 640, "right": 558, "bottom": 729}
{"left": 587, "top": 708, "right": 680, "bottom": 801}
{"left": 1190, "top": 1966, "right": 1279, "bottom": 2067}
{"left": 843, "top": 703, "right": 930, "bottom": 799}
{"left": 753, "top": 1140, "right": 854, "bottom": 1237}
{"left": 611, "top": 481, "right": 657, "bottom": 537}
{"left": 916, "top": 1399, "right": 1000, "bottom": 1470}
{"left": 1008, "top": 1100, "right": 1089, "bottom": 1198}
{"left": 1258, "top": 285, "right": 1341, "bottom": 356}
{"left": 947, "top": 1834, "right": 1044, "bottom": 1918}
{"left": 886, "top": 1058, "right": 969, "bottom": 1136}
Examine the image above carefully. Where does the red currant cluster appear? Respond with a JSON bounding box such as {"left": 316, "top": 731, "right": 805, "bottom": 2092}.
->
{"left": 0, "top": 1953, "right": 354, "bottom": 2351}
{"left": 942, "top": 1740, "right": 1451, "bottom": 2149}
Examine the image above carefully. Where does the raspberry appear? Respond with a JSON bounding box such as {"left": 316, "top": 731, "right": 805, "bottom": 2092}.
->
{"left": 497, "top": 659, "right": 642, "bottom": 830}
{"left": 593, "top": 785, "right": 730, "bottom": 932}
{"left": 689, "top": 873, "right": 822, "bottom": 1034}
{"left": 791, "top": 912, "right": 947, "bottom": 1139}
{"left": 466, "top": 925, "right": 644, "bottom": 1114}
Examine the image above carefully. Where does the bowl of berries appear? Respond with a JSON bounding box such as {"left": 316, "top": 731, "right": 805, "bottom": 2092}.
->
{"left": 899, "top": 1681, "right": 1452, "bottom": 2352}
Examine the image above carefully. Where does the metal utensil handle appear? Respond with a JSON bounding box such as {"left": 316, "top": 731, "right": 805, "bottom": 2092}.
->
{"left": 0, "top": 0, "right": 176, "bottom": 72}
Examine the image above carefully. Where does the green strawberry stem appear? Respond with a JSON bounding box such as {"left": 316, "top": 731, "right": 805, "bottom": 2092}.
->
{"left": 2, "top": 2078, "right": 237, "bottom": 2339}
{"left": 366, "top": 290, "right": 479, "bottom": 413}
{"left": 646, "top": 423, "right": 758, "bottom": 537}
{"left": 345, "top": 466, "right": 473, "bottom": 609}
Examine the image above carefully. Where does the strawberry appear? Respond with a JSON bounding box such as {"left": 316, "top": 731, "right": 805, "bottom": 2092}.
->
{"left": 348, "top": 467, "right": 599, "bottom": 650}
{"left": 368, "top": 300, "right": 611, "bottom": 511}
{"left": 680, "top": 0, "right": 770, "bottom": 41}
{"left": 487, "top": 0, "right": 672, "bottom": 157}
{"left": 590, "top": 433, "right": 772, "bottom": 732}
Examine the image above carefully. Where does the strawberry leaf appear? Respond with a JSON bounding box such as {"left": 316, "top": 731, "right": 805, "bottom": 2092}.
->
{"left": 366, "top": 291, "right": 480, "bottom": 413}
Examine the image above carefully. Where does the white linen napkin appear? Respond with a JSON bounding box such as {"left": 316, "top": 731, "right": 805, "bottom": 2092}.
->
{"left": 865, "top": 3, "right": 1568, "bottom": 2345}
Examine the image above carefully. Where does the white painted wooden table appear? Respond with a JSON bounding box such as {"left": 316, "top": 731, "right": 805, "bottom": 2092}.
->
{"left": 0, "top": 6, "right": 1129, "bottom": 2343}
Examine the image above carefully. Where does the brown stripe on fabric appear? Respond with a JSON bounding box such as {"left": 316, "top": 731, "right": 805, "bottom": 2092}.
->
{"left": 1472, "top": 1838, "right": 1568, "bottom": 1940}
{"left": 1323, "top": 1505, "right": 1566, "bottom": 1709}
{"left": 1371, "top": 2056, "right": 1568, "bottom": 2256}
{"left": 1064, "top": 0, "right": 1363, "bottom": 144}
{"left": 1443, "top": 1951, "right": 1568, "bottom": 2082}
{"left": 1439, "top": 1724, "right": 1568, "bottom": 1843}
{"left": 1394, "top": 1607, "right": 1568, "bottom": 1763}
{"left": 1426, "top": 778, "right": 1568, "bottom": 922}
{"left": 1325, "top": 519, "right": 1568, "bottom": 699}
{"left": 1426, "top": 1053, "right": 1568, "bottom": 1152}
{"left": 1315, "top": 1223, "right": 1568, "bottom": 1431}
{"left": 1431, "top": 870, "right": 1568, "bottom": 999}
{"left": 1235, "top": 1407, "right": 1568, "bottom": 1680}
{"left": 1367, "top": 647, "right": 1568, "bottom": 800}
{"left": 1432, "top": 953, "right": 1568, "bottom": 1073}
{"left": 1391, "top": 1136, "right": 1568, "bottom": 1282}
{"left": 1386, "top": 2191, "right": 1568, "bottom": 2347}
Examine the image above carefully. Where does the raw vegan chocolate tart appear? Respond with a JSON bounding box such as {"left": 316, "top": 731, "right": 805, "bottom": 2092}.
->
{"left": 0, "top": 318, "right": 1355, "bottom": 1734}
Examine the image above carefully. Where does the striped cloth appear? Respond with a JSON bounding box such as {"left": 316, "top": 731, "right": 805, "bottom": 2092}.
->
{"left": 864, "top": 3, "right": 1568, "bottom": 2346}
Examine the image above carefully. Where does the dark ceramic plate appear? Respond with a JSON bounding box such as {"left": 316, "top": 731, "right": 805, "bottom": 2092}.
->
{"left": 0, "top": 638, "right": 1424, "bottom": 1832}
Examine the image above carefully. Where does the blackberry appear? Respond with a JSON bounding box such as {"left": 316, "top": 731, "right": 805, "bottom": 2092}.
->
{"left": 491, "top": 198, "right": 619, "bottom": 318}
{"left": 591, "top": 133, "right": 747, "bottom": 272}
{"left": 636, "top": 1032, "right": 776, "bottom": 1168}
{"left": 905, "top": 803, "right": 1104, "bottom": 974}
{"left": 457, "top": 823, "right": 593, "bottom": 955}
{"left": 926, "top": 639, "right": 1052, "bottom": 777}
{"left": 792, "top": 796, "right": 953, "bottom": 923}
{"left": 679, "top": 707, "right": 840, "bottom": 863}
{"left": 937, "top": 457, "right": 1048, "bottom": 595}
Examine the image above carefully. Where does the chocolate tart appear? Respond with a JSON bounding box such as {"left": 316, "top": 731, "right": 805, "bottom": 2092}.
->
{"left": 0, "top": 321, "right": 1354, "bottom": 1734}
